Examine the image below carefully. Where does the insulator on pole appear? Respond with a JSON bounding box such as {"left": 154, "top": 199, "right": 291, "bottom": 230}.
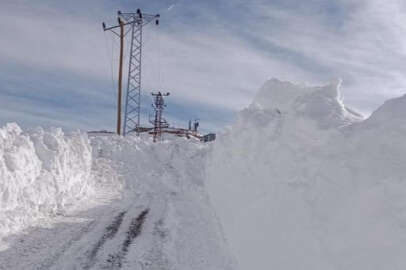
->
{"left": 102, "top": 22, "right": 106, "bottom": 30}
{"left": 156, "top": 20, "right": 159, "bottom": 25}
{"left": 117, "top": 10, "right": 122, "bottom": 15}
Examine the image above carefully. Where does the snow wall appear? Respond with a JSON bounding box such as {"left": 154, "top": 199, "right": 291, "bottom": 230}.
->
{"left": 206, "top": 78, "right": 406, "bottom": 270}
{"left": 0, "top": 123, "right": 94, "bottom": 240}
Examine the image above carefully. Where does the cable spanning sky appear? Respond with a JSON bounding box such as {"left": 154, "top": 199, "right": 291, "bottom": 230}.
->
{"left": 1, "top": 0, "right": 406, "bottom": 132}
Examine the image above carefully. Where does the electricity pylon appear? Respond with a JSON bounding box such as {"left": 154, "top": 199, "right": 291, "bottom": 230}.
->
{"left": 103, "top": 9, "right": 160, "bottom": 136}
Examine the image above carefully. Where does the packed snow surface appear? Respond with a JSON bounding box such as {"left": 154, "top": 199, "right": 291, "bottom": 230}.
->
{"left": 207, "top": 79, "right": 406, "bottom": 270}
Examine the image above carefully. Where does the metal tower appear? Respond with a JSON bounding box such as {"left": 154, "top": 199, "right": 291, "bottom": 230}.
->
{"left": 120, "top": 9, "right": 160, "bottom": 136}
{"left": 150, "top": 92, "right": 170, "bottom": 142}
{"left": 103, "top": 9, "right": 159, "bottom": 136}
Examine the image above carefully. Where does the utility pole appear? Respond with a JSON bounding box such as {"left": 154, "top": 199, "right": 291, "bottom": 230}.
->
{"left": 103, "top": 9, "right": 159, "bottom": 136}
{"left": 103, "top": 17, "right": 125, "bottom": 135}
{"left": 117, "top": 19, "right": 124, "bottom": 135}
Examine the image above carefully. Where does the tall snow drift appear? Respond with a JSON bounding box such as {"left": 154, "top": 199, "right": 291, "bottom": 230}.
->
{"left": 0, "top": 123, "right": 94, "bottom": 242}
{"left": 207, "top": 79, "right": 406, "bottom": 270}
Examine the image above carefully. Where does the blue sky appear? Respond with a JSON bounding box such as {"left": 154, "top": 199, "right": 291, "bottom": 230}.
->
{"left": 1, "top": 0, "right": 406, "bottom": 133}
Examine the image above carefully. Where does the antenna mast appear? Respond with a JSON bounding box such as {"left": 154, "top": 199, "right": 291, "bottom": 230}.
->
{"left": 150, "top": 92, "right": 170, "bottom": 142}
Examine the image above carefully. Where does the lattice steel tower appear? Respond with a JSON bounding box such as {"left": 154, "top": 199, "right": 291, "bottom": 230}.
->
{"left": 103, "top": 9, "right": 159, "bottom": 135}
{"left": 116, "top": 9, "right": 160, "bottom": 136}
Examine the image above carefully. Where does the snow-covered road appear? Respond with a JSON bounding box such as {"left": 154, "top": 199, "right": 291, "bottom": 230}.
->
{"left": 0, "top": 194, "right": 118, "bottom": 269}
{"left": 0, "top": 130, "right": 234, "bottom": 270}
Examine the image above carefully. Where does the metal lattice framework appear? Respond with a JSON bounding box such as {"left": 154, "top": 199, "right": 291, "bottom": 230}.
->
{"left": 150, "top": 92, "right": 170, "bottom": 142}
{"left": 120, "top": 10, "right": 160, "bottom": 136}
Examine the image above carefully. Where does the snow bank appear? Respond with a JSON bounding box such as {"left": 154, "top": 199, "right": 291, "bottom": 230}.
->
{"left": 207, "top": 79, "right": 406, "bottom": 270}
{"left": 88, "top": 135, "right": 235, "bottom": 270}
{"left": 0, "top": 123, "right": 94, "bottom": 240}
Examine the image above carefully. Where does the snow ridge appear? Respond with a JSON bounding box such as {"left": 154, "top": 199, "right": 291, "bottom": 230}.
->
{"left": 207, "top": 78, "right": 406, "bottom": 270}
{"left": 251, "top": 78, "right": 363, "bottom": 128}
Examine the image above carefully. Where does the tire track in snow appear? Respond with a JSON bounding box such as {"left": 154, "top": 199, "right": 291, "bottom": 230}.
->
{"left": 104, "top": 209, "right": 149, "bottom": 269}
{"left": 84, "top": 211, "right": 127, "bottom": 269}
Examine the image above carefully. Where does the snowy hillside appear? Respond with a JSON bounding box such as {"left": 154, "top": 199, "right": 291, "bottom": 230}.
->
{"left": 207, "top": 79, "right": 406, "bottom": 270}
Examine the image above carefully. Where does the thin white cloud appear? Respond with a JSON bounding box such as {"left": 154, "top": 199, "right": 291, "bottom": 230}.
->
{"left": 1, "top": 0, "right": 406, "bottom": 130}
{"left": 0, "top": 3, "right": 110, "bottom": 79}
{"left": 244, "top": 0, "right": 406, "bottom": 108}
{"left": 168, "top": 4, "right": 176, "bottom": 11}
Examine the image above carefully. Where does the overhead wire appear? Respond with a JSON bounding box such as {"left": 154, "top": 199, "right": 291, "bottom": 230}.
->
{"left": 157, "top": 20, "right": 163, "bottom": 91}
{"left": 103, "top": 30, "right": 119, "bottom": 95}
